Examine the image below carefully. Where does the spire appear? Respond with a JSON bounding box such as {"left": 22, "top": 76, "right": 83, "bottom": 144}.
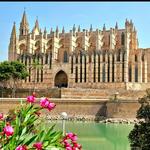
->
{"left": 50, "top": 27, "right": 53, "bottom": 34}
{"left": 103, "top": 24, "right": 106, "bottom": 31}
{"left": 56, "top": 26, "right": 59, "bottom": 37}
{"left": 9, "top": 22, "right": 17, "bottom": 61}
{"left": 44, "top": 27, "right": 47, "bottom": 33}
{"left": 90, "top": 24, "right": 92, "bottom": 32}
{"left": 40, "top": 28, "right": 42, "bottom": 34}
{"left": 86, "top": 30, "right": 88, "bottom": 36}
{"left": 125, "top": 18, "right": 129, "bottom": 27}
{"left": 20, "top": 10, "right": 29, "bottom": 36}
{"left": 73, "top": 24, "right": 76, "bottom": 32}
{"left": 115, "top": 22, "right": 118, "bottom": 29}
{"left": 56, "top": 26, "right": 59, "bottom": 33}
{"left": 35, "top": 17, "right": 40, "bottom": 31}
{"left": 78, "top": 25, "right": 80, "bottom": 32}
{"left": 62, "top": 26, "right": 65, "bottom": 33}
{"left": 44, "top": 27, "right": 47, "bottom": 39}
{"left": 21, "top": 10, "right": 29, "bottom": 27}
{"left": 11, "top": 22, "right": 17, "bottom": 39}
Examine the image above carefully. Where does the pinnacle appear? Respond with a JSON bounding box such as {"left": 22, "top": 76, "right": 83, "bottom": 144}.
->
{"left": 62, "top": 26, "right": 65, "bottom": 33}
{"left": 34, "top": 18, "right": 40, "bottom": 32}
{"left": 21, "top": 10, "right": 29, "bottom": 27}
{"left": 11, "top": 22, "right": 16, "bottom": 39}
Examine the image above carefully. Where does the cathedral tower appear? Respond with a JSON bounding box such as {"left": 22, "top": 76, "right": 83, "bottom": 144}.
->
{"left": 8, "top": 22, "right": 17, "bottom": 61}
{"left": 19, "top": 10, "right": 29, "bottom": 39}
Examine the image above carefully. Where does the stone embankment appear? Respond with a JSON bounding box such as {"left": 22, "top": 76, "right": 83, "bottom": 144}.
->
{"left": 45, "top": 114, "right": 144, "bottom": 124}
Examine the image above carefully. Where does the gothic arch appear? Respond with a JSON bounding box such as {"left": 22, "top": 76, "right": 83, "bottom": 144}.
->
{"left": 19, "top": 43, "right": 26, "bottom": 54}
{"left": 121, "top": 32, "right": 125, "bottom": 45}
{"left": 54, "top": 70, "right": 68, "bottom": 88}
{"left": 35, "top": 40, "right": 40, "bottom": 52}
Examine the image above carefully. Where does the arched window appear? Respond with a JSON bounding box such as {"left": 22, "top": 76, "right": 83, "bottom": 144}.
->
{"left": 75, "top": 66, "right": 78, "bottom": 83}
{"left": 71, "top": 56, "right": 73, "bottom": 73}
{"left": 117, "top": 51, "right": 120, "bottom": 61}
{"left": 80, "top": 53, "right": 82, "bottom": 82}
{"left": 121, "top": 32, "right": 125, "bottom": 45}
{"left": 142, "top": 54, "right": 144, "bottom": 62}
{"left": 84, "top": 56, "right": 86, "bottom": 82}
{"left": 129, "top": 65, "right": 132, "bottom": 82}
{"left": 102, "top": 64, "right": 105, "bottom": 82}
{"left": 29, "top": 67, "right": 31, "bottom": 82}
{"left": 98, "top": 54, "right": 100, "bottom": 82}
{"left": 93, "top": 53, "right": 96, "bottom": 82}
{"left": 135, "top": 55, "right": 138, "bottom": 62}
{"left": 107, "top": 55, "right": 110, "bottom": 82}
{"left": 112, "top": 55, "right": 115, "bottom": 82}
{"left": 103, "top": 53, "right": 105, "bottom": 62}
{"left": 135, "top": 64, "right": 138, "bottom": 82}
{"left": 45, "top": 53, "right": 48, "bottom": 64}
{"left": 76, "top": 56, "right": 78, "bottom": 64}
{"left": 108, "top": 35, "right": 110, "bottom": 46}
{"left": 64, "top": 51, "right": 68, "bottom": 63}
{"left": 25, "top": 55, "right": 28, "bottom": 66}
{"left": 22, "top": 29, "right": 23, "bottom": 35}
{"left": 122, "top": 53, "right": 125, "bottom": 82}
{"left": 49, "top": 52, "right": 52, "bottom": 69}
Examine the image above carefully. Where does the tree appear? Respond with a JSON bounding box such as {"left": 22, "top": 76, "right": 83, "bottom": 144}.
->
{"left": 128, "top": 88, "right": 150, "bottom": 150}
{"left": 0, "top": 61, "right": 14, "bottom": 97}
{"left": 10, "top": 61, "right": 29, "bottom": 97}
{"left": 0, "top": 61, "right": 29, "bottom": 97}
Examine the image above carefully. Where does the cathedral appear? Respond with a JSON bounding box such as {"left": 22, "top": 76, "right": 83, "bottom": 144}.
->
{"left": 8, "top": 11, "right": 150, "bottom": 91}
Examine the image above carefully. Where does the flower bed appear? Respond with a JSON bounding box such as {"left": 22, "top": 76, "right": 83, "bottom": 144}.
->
{"left": 0, "top": 94, "right": 82, "bottom": 150}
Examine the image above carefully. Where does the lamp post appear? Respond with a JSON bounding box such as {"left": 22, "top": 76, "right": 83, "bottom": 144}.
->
{"left": 20, "top": 99, "right": 23, "bottom": 105}
{"left": 60, "top": 112, "right": 68, "bottom": 136}
{"left": 114, "top": 92, "right": 119, "bottom": 101}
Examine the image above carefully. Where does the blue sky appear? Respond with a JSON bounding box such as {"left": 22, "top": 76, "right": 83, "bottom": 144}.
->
{"left": 0, "top": 2, "right": 150, "bottom": 61}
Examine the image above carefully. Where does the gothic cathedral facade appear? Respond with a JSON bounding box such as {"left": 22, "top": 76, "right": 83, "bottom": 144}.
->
{"left": 8, "top": 11, "right": 150, "bottom": 90}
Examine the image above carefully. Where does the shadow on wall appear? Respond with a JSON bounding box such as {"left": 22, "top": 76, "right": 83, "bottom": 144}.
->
{"left": 94, "top": 102, "right": 107, "bottom": 122}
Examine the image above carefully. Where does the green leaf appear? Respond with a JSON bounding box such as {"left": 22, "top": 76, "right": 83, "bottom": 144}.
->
{"left": 24, "top": 134, "right": 37, "bottom": 145}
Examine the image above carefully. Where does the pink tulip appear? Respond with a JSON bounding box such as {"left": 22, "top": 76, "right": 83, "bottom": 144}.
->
{"left": 26, "top": 95, "right": 35, "bottom": 103}
{"left": 0, "top": 113, "right": 3, "bottom": 120}
{"left": 16, "top": 145, "right": 28, "bottom": 150}
{"left": 47, "top": 102, "right": 56, "bottom": 111}
{"left": 3, "top": 125, "right": 14, "bottom": 136}
{"left": 33, "top": 142, "right": 42, "bottom": 150}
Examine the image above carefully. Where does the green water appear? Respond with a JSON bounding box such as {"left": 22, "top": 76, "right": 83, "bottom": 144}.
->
{"left": 46, "top": 121, "right": 133, "bottom": 150}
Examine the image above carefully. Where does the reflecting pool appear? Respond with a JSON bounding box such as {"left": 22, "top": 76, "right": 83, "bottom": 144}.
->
{"left": 46, "top": 121, "right": 134, "bottom": 150}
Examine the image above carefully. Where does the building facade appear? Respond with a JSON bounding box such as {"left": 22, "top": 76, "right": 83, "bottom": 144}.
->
{"left": 8, "top": 11, "right": 150, "bottom": 90}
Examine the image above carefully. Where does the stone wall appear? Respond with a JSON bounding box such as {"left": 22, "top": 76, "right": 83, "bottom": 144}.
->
{"left": 106, "top": 100, "right": 140, "bottom": 118}
{"left": 0, "top": 98, "right": 140, "bottom": 119}
{"left": 0, "top": 88, "right": 61, "bottom": 98}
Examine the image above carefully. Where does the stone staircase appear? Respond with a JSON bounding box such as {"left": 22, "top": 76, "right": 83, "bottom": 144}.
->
{"left": 61, "top": 88, "right": 113, "bottom": 99}
{"left": 60, "top": 88, "right": 146, "bottom": 100}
